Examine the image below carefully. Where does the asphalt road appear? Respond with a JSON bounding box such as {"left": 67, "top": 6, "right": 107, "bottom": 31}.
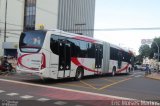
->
{"left": 0, "top": 70, "right": 160, "bottom": 104}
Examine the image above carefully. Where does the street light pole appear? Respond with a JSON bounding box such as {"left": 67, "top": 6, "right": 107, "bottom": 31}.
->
{"left": 4, "top": 0, "right": 8, "bottom": 42}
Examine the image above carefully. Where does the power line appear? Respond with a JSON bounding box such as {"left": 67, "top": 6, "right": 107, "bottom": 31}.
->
{"left": 0, "top": 32, "right": 20, "bottom": 36}
{"left": 63, "top": 27, "right": 160, "bottom": 31}
{"left": 0, "top": 29, "right": 23, "bottom": 32}
{"left": 6, "top": 35, "right": 19, "bottom": 38}
{"left": 0, "top": 32, "right": 20, "bottom": 38}
{"left": 1, "top": 1, "right": 159, "bottom": 32}
{"left": 6, "top": 32, "right": 20, "bottom": 36}
{"left": 36, "top": 6, "right": 58, "bottom": 16}
{"left": 16, "top": 0, "right": 57, "bottom": 16}
{"left": 1, "top": 27, "right": 160, "bottom": 32}
{"left": 0, "top": 21, "right": 22, "bottom": 27}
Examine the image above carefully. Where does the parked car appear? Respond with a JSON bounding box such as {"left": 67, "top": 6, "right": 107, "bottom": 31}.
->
{"left": 140, "top": 64, "right": 147, "bottom": 71}
{"left": 134, "top": 63, "right": 142, "bottom": 70}
{"left": 140, "top": 64, "right": 153, "bottom": 71}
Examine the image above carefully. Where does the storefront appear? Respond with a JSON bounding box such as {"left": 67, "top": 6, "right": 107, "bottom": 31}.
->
{"left": 2, "top": 42, "right": 18, "bottom": 57}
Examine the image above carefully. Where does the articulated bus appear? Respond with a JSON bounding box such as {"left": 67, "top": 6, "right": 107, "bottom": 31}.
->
{"left": 17, "top": 29, "right": 134, "bottom": 80}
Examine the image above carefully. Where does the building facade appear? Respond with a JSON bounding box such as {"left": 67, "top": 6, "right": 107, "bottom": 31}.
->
{"left": 0, "top": 0, "right": 96, "bottom": 56}
{"left": 57, "top": 0, "right": 95, "bottom": 36}
{"left": 0, "top": 0, "right": 24, "bottom": 57}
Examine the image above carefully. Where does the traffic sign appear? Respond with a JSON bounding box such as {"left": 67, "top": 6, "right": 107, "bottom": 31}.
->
{"left": 141, "top": 39, "right": 153, "bottom": 45}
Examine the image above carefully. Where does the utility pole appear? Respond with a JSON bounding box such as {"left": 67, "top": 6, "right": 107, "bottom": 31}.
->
{"left": 0, "top": 0, "right": 2, "bottom": 36}
{"left": 4, "top": 0, "right": 8, "bottom": 42}
{"left": 153, "top": 41, "right": 159, "bottom": 62}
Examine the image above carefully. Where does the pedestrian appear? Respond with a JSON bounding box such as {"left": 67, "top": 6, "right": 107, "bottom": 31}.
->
{"left": 145, "top": 64, "right": 150, "bottom": 75}
{"left": 158, "top": 65, "right": 160, "bottom": 74}
{"left": 156, "top": 64, "right": 159, "bottom": 73}
{"left": 1, "top": 56, "right": 8, "bottom": 68}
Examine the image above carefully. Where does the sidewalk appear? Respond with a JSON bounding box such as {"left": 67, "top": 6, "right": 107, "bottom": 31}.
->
{"left": 146, "top": 72, "right": 160, "bottom": 80}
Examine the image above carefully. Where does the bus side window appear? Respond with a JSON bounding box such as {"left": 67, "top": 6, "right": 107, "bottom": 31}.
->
{"left": 50, "top": 35, "right": 59, "bottom": 55}
{"left": 79, "top": 41, "right": 88, "bottom": 58}
{"left": 87, "top": 43, "right": 95, "bottom": 58}
{"left": 71, "top": 39, "right": 80, "bottom": 57}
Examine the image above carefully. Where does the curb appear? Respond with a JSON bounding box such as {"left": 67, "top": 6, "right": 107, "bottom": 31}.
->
{"left": 146, "top": 74, "right": 160, "bottom": 81}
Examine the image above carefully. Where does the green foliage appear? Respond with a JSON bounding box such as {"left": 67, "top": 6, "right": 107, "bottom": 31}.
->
{"left": 135, "top": 55, "right": 143, "bottom": 63}
{"left": 150, "top": 37, "right": 160, "bottom": 60}
{"left": 139, "top": 44, "right": 151, "bottom": 57}
{"left": 138, "top": 37, "right": 160, "bottom": 62}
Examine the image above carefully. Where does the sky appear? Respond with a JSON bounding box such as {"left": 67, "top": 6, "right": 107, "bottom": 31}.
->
{"left": 94, "top": 0, "right": 160, "bottom": 55}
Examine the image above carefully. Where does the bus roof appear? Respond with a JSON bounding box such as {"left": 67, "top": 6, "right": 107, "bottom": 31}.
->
{"left": 47, "top": 29, "right": 103, "bottom": 44}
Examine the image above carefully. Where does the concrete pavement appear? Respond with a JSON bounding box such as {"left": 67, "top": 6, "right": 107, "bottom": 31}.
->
{"left": 147, "top": 72, "right": 160, "bottom": 80}
{"left": 0, "top": 78, "right": 134, "bottom": 106}
{"left": 0, "top": 70, "right": 160, "bottom": 105}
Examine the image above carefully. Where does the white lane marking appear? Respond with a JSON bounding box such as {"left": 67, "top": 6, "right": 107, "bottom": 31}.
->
{"left": 135, "top": 75, "right": 142, "bottom": 78}
{"left": 54, "top": 101, "right": 67, "bottom": 105}
{"left": 0, "top": 78, "right": 133, "bottom": 100}
{"left": 0, "top": 90, "right": 5, "bottom": 93}
{"left": 20, "top": 95, "right": 33, "bottom": 99}
{"left": 133, "top": 71, "right": 144, "bottom": 74}
{"left": 6, "top": 93, "right": 19, "bottom": 96}
{"left": 75, "top": 105, "right": 84, "bottom": 106}
{"left": 37, "top": 98, "right": 50, "bottom": 102}
{"left": 130, "top": 75, "right": 135, "bottom": 77}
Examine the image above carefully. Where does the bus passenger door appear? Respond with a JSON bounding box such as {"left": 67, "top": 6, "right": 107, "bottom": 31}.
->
{"left": 95, "top": 44, "right": 103, "bottom": 74}
{"left": 118, "top": 51, "right": 122, "bottom": 69}
{"left": 58, "top": 38, "right": 71, "bottom": 78}
{"left": 65, "top": 41, "right": 71, "bottom": 77}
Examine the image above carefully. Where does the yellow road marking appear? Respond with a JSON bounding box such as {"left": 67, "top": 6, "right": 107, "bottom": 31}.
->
{"left": 101, "top": 78, "right": 116, "bottom": 82}
{"left": 57, "top": 83, "right": 91, "bottom": 89}
{"left": 80, "top": 81, "right": 98, "bottom": 90}
{"left": 98, "top": 78, "right": 132, "bottom": 90}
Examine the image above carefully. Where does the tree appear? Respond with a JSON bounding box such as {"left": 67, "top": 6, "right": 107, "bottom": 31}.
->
{"left": 135, "top": 55, "right": 143, "bottom": 63}
{"left": 139, "top": 44, "right": 151, "bottom": 58}
{"left": 150, "top": 37, "right": 160, "bottom": 60}
{"left": 137, "top": 37, "right": 160, "bottom": 63}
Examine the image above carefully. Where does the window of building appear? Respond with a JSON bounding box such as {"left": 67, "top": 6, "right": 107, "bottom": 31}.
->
{"left": 24, "top": 0, "right": 36, "bottom": 31}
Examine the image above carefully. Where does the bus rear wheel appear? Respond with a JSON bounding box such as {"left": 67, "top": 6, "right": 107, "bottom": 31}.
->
{"left": 126, "top": 68, "right": 130, "bottom": 75}
{"left": 112, "top": 67, "right": 116, "bottom": 76}
{"left": 75, "top": 67, "right": 83, "bottom": 81}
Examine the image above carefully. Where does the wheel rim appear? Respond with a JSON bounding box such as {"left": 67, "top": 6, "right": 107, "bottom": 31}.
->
{"left": 126, "top": 69, "right": 128, "bottom": 73}
{"left": 112, "top": 70, "right": 115, "bottom": 76}
{"left": 77, "top": 71, "right": 82, "bottom": 79}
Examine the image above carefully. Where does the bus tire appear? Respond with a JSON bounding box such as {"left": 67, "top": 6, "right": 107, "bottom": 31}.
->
{"left": 75, "top": 67, "right": 83, "bottom": 81}
{"left": 112, "top": 67, "right": 116, "bottom": 76}
{"left": 126, "top": 69, "right": 128, "bottom": 75}
{"left": 128, "top": 68, "right": 131, "bottom": 73}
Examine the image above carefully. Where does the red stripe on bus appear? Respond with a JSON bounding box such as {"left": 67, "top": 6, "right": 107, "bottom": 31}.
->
{"left": 17, "top": 54, "right": 39, "bottom": 71}
{"left": 73, "top": 36, "right": 97, "bottom": 43}
{"left": 71, "top": 57, "right": 130, "bottom": 73}
{"left": 116, "top": 64, "right": 129, "bottom": 73}
{"left": 71, "top": 57, "right": 99, "bottom": 73}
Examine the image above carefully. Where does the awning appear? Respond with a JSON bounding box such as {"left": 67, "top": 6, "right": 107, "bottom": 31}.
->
{"left": 2, "top": 42, "right": 18, "bottom": 49}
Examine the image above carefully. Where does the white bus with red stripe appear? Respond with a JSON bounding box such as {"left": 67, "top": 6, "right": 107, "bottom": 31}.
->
{"left": 17, "top": 30, "right": 134, "bottom": 80}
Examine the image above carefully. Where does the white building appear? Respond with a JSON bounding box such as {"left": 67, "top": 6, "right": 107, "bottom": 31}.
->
{"left": 0, "top": 0, "right": 95, "bottom": 57}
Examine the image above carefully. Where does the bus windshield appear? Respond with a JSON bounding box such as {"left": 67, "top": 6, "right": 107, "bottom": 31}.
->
{"left": 19, "top": 31, "right": 46, "bottom": 53}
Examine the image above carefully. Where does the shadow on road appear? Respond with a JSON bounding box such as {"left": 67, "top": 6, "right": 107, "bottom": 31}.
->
{"left": 21, "top": 73, "right": 130, "bottom": 85}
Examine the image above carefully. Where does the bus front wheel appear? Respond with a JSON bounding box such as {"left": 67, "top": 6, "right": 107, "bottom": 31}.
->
{"left": 75, "top": 67, "right": 83, "bottom": 81}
